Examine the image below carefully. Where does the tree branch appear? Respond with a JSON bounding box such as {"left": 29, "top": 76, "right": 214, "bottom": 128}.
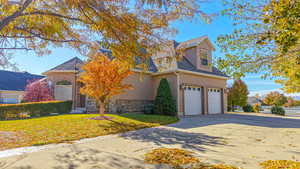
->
{"left": 0, "top": 35, "right": 34, "bottom": 39}
{"left": 0, "top": 47, "right": 31, "bottom": 50}
{"left": 20, "top": 11, "right": 84, "bottom": 22}
{"left": 14, "top": 26, "right": 80, "bottom": 43}
{"left": 0, "top": 0, "right": 33, "bottom": 31}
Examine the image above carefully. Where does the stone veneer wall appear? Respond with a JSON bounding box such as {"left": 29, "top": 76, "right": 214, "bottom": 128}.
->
{"left": 85, "top": 97, "right": 154, "bottom": 113}
{"left": 114, "top": 99, "right": 154, "bottom": 113}
{"left": 86, "top": 97, "right": 98, "bottom": 112}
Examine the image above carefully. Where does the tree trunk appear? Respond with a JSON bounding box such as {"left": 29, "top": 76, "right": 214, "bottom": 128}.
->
{"left": 99, "top": 101, "right": 105, "bottom": 117}
{"left": 231, "top": 103, "right": 235, "bottom": 112}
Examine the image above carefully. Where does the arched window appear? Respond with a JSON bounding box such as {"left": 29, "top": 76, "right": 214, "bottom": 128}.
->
{"left": 56, "top": 80, "right": 72, "bottom": 85}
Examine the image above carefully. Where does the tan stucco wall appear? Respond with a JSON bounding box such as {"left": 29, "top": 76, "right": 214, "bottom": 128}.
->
{"left": 112, "top": 72, "right": 154, "bottom": 101}
{"left": 45, "top": 72, "right": 83, "bottom": 108}
{"left": 178, "top": 72, "right": 227, "bottom": 115}
{"left": 84, "top": 72, "right": 179, "bottom": 112}
{"left": 45, "top": 70, "right": 227, "bottom": 115}
{"left": 113, "top": 72, "right": 179, "bottom": 102}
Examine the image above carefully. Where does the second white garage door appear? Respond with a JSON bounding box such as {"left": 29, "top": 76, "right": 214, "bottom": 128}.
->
{"left": 208, "top": 88, "right": 222, "bottom": 114}
{"left": 184, "top": 86, "right": 202, "bottom": 115}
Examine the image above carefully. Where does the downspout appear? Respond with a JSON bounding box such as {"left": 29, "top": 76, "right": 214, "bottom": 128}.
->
{"left": 73, "top": 59, "right": 78, "bottom": 110}
{"left": 174, "top": 71, "right": 180, "bottom": 117}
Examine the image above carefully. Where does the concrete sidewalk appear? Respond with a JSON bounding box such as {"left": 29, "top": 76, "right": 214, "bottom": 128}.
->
{"left": 1, "top": 113, "right": 300, "bottom": 169}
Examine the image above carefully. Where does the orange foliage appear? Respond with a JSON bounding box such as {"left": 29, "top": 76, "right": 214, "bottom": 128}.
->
{"left": 78, "top": 53, "right": 133, "bottom": 116}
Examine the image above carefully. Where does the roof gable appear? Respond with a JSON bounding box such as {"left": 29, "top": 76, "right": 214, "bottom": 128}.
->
{"left": 44, "top": 57, "right": 84, "bottom": 74}
{"left": 0, "top": 70, "right": 44, "bottom": 91}
{"left": 176, "top": 36, "right": 215, "bottom": 51}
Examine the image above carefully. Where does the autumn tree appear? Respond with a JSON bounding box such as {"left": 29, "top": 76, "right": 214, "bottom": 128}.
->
{"left": 217, "top": 0, "right": 300, "bottom": 93}
{"left": 78, "top": 53, "right": 133, "bottom": 118}
{"left": 0, "top": 0, "right": 85, "bottom": 69}
{"left": 263, "top": 91, "right": 287, "bottom": 106}
{"left": 23, "top": 80, "right": 53, "bottom": 102}
{"left": 284, "top": 97, "right": 296, "bottom": 107}
{"left": 0, "top": 0, "right": 209, "bottom": 69}
{"left": 227, "top": 79, "right": 249, "bottom": 111}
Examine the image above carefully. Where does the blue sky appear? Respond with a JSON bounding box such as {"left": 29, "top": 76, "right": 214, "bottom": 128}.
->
{"left": 6, "top": 0, "right": 294, "bottom": 96}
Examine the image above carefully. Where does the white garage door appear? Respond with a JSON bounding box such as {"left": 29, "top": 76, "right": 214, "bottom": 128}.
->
{"left": 54, "top": 85, "right": 72, "bottom": 101}
{"left": 184, "top": 86, "right": 202, "bottom": 115}
{"left": 208, "top": 88, "right": 222, "bottom": 114}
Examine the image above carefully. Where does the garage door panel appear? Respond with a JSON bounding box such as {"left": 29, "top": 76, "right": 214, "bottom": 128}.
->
{"left": 184, "top": 87, "right": 202, "bottom": 115}
{"left": 208, "top": 88, "right": 222, "bottom": 114}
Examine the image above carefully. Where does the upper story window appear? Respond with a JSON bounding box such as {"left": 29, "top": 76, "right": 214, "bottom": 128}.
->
{"left": 200, "top": 50, "right": 209, "bottom": 66}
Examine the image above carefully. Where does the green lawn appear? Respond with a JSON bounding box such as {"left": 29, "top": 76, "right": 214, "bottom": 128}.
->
{"left": 0, "top": 113, "right": 178, "bottom": 150}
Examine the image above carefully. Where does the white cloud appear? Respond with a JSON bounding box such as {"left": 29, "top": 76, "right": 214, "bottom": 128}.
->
{"left": 249, "top": 88, "right": 300, "bottom": 97}
{"left": 246, "top": 81, "right": 277, "bottom": 85}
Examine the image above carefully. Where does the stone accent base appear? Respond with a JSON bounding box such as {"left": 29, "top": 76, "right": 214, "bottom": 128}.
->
{"left": 85, "top": 98, "right": 154, "bottom": 113}
{"left": 86, "top": 97, "right": 97, "bottom": 112}
{"left": 114, "top": 99, "right": 154, "bottom": 113}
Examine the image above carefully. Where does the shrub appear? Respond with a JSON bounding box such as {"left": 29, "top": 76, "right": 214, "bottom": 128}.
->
{"left": 242, "top": 104, "right": 254, "bottom": 112}
{"left": 153, "top": 78, "right": 177, "bottom": 116}
{"left": 227, "top": 106, "right": 232, "bottom": 112}
{"left": 271, "top": 106, "right": 285, "bottom": 116}
{"left": 0, "top": 101, "right": 72, "bottom": 120}
{"left": 253, "top": 103, "right": 261, "bottom": 113}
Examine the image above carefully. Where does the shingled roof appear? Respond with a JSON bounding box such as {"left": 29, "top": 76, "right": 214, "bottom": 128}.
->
{"left": 45, "top": 57, "right": 84, "bottom": 73}
{"left": 99, "top": 48, "right": 158, "bottom": 72}
{"left": 44, "top": 37, "right": 227, "bottom": 78}
{"left": 177, "top": 56, "right": 228, "bottom": 77}
{"left": 45, "top": 55, "right": 158, "bottom": 74}
{"left": 0, "top": 70, "right": 44, "bottom": 91}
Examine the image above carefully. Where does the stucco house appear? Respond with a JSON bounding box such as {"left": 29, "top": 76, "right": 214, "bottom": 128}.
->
{"left": 0, "top": 70, "right": 44, "bottom": 104}
{"left": 247, "top": 96, "right": 263, "bottom": 105}
{"left": 43, "top": 36, "right": 229, "bottom": 115}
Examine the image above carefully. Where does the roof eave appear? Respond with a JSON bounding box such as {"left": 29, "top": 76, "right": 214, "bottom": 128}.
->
{"left": 42, "top": 70, "right": 77, "bottom": 75}
{"left": 152, "top": 69, "right": 229, "bottom": 80}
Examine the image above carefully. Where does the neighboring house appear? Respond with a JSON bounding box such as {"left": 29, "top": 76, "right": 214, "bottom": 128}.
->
{"left": 0, "top": 70, "right": 44, "bottom": 104}
{"left": 247, "top": 96, "right": 263, "bottom": 105}
{"left": 43, "top": 36, "right": 229, "bottom": 115}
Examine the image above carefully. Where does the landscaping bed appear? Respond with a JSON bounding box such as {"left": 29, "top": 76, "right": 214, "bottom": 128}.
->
{"left": 0, "top": 113, "right": 178, "bottom": 150}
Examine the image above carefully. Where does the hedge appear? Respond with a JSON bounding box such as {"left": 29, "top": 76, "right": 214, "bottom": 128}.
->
{"left": 0, "top": 100, "right": 72, "bottom": 120}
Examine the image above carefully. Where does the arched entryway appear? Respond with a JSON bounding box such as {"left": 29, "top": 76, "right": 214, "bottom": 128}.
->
{"left": 54, "top": 80, "right": 72, "bottom": 101}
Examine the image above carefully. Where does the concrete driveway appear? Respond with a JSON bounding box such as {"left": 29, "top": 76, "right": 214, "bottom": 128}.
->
{"left": 1, "top": 113, "right": 300, "bottom": 169}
